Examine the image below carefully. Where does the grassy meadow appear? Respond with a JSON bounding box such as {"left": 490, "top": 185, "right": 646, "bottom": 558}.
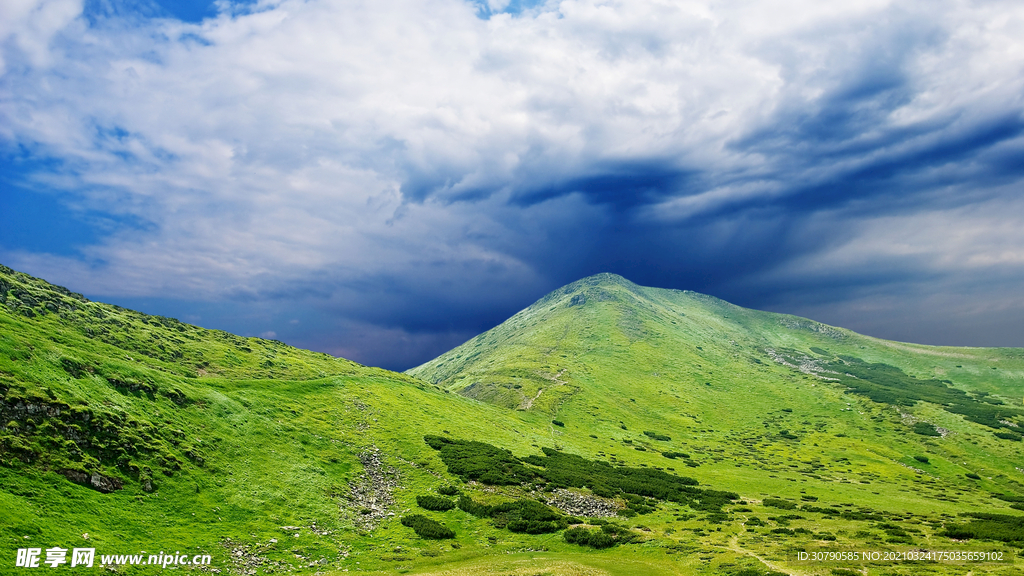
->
{"left": 2, "top": 266, "right": 1023, "bottom": 575}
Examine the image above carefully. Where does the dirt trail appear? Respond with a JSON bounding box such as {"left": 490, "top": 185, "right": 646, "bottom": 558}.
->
{"left": 727, "top": 525, "right": 815, "bottom": 576}
{"left": 519, "top": 388, "right": 544, "bottom": 410}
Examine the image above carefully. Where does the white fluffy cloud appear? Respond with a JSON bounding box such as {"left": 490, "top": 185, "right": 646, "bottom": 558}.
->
{"left": 3, "top": 0, "right": 1024, "bottom": 362}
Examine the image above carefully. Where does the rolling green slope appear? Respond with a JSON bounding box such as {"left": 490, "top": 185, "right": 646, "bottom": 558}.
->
{"left": 3, "top": 266, "right": 1024, "bottom": 576}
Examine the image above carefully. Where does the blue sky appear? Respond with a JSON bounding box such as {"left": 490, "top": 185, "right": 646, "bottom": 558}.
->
{"left": 2, "top": 0, "right": 1024, "bottom": 370}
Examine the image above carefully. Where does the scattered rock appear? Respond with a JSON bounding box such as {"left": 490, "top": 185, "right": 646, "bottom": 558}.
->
{"left": 346, "top": 447, "right": 400, "bottom": 529}
{"left": 765, "top": 348, "right": 840, "bottom": 381}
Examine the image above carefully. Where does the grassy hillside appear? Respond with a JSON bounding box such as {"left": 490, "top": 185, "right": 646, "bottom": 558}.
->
{"left": 409, "top": 273, "right": 1024, "bottom": 574}
{"left": 3, "top": 266, "right": 1023, "bottom": 575}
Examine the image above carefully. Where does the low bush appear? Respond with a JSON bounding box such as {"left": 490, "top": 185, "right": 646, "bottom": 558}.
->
{"left": 940, "top": 513, "right": 1024, "bottom": 544}
{"left": 564, "top": 526, "right": 615, "bottom": 548}
{"left": 762, "top": 498, "right": 796, "bottom": 510}
{"left": 458, "top": 495, "right": 568, "bottom": 534}
{"left": 913, "top": 455, "right": 929, "bottom": 463}
{"left": 563, "top": 523, "right": 638, "bottom": 549}
{"left": 417, "top": 494, "right": 456, "bottom": 511}
{"left": 401, "top": 515, "right": 454, "bottom": 539}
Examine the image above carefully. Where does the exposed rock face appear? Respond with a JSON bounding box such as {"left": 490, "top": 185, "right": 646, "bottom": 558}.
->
{"left": 347, "top": 448, "right": 400, "bottom": 530}
{"left": 545, "top": 488, "right": 620, "bottom": 518}
{"left": 59, "top": 469, "right": 124, "bottom": 493}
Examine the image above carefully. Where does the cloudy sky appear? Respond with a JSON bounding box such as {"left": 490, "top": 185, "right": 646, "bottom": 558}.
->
{"left": 2, "top": 0, "right": 1023, "bottom": 370}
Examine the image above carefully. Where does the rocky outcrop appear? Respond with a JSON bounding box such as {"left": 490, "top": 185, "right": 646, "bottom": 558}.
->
{"left": 544, "top": 488, "right": 620, "bottom": 518}
{"left": 59, "top": 469, "right": 124, "bottom": 493}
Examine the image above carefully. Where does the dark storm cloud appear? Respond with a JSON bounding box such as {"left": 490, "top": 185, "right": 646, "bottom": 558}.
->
{"left": 511, "top": 162, "right": 695, "bottom": 210}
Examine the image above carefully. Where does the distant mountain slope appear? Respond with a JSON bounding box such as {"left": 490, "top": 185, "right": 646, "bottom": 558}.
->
{"left": 409, "top": 272, "right": 1024, "bottom": 412}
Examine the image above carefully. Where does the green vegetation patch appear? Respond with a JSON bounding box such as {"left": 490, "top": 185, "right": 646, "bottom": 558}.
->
{"left": 818, "top": 356, "right": 1024, "bottom": 434}
{"left": 437, "top": 484, "right": 460, "bottom": 496}
{"left": 912, "top": 422, "right": 941, "bottom": 437}
{"left": 423, "top": 436, "right": 534, "bottom": 485}
{"left": 993, "top": 494, "right": 1024, "bottom": 511}
{"left": 643, "top": 431, "right": 671, "bottom": 441}
{"left": 458, "top": 494, "right": 568, "bottom": 534}
{"left": 940, "top": 513, "right": 1024, "bottom": 545}
{"left": 425, "top": 436, "right": 738, "bottom": 512}
{"left": 762, "top": 498, "right": 796, "bottom": 510}
{"left": 417, "top": 494, "right": 456, "bottom": 511}
{"left": 401, "top": 514, "right": 455, "bottom": 539}
{"left": 563, "top": 523, "right": 638, "bottom": 548}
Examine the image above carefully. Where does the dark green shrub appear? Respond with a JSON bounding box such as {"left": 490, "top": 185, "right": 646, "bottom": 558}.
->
{"left": 661, "top": 451, "right": 689, "bottom": 459}
{"left": 401, "top": 515, "right": 454, "bottom": 539}
{"left": 913, "top": 455, "right": 929, "bottom": 463}
{"left": 966, "top": 473, "right": 981, "bottom": 480}
{"left": 940, "top": 513, "right": 1024, "bottom": 544}
{"left": 912, "top": 422, "right": 941, "bottom": 436}
{"left": 563, "top": 523, "right": 637, "bottom": 549}
{"left": 458, "top": 494, "right": 491, "bottom": 516}
{"left": 564, "top": 527, "right": 615, "bottom": 548}
{"left": 762, "top": 498, "right": 796, "bottom": 510}
{"left": 552, "top": 420, "right": 565, "bottom": 427}
{"left": 995, "top": 431, "right": 1022, "bottom": 441}
{"left": 437, "top": 484, "right": 460, "bottom": 496}
{"left": 423, "top": 435, "right": 535, "bottom": 485}
{"left": 643, "top": 431, "right": 671, "bottom": 441}
{"left": 458, "top": 495, "right": 567, "bottom": 534}
{"left": 417, "top": 494, "right": 456, "bottom": 511}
